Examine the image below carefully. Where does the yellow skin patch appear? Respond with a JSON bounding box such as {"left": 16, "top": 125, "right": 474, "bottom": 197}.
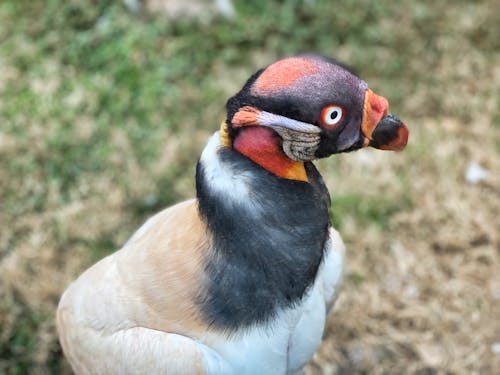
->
{"left": 220, "top": 121, "right": 232, "bottom": 148}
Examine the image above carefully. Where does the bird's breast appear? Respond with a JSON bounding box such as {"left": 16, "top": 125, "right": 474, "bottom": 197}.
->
{"left": 200, "top": 236, "right": 344, "bottom": 375}
{"left": 204, "top": 285, "right": 325, "bottom": 375}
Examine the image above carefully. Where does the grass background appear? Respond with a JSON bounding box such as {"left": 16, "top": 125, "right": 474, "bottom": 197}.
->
{"left": 0, "top": 0, "right": 499, "bottom": 373}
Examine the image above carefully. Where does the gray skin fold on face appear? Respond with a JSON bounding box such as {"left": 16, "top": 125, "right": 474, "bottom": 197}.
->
{"left": 257, "top": 110, "right": 321, "bottom": 161}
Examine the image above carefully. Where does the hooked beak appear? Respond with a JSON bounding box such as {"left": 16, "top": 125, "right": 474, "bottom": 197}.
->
{"left": 361, "top": 89, "right": 409, "bottom": 151}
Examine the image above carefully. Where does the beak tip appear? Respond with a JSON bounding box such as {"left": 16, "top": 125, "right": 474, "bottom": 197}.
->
{"left": 369, "top": 116, "right": 409, "bottom": 151}
{"left": 391, "top": 123, "right": 409, "bottom": 151}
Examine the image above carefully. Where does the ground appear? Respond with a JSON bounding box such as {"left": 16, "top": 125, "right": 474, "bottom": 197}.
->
{"left": 0, "top": 0, "right": 499, "bottom": 374}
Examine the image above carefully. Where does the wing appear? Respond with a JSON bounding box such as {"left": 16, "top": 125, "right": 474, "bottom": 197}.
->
{"left": 56, "top": 199, "right": 229, "bottom": 374}
{"left": 56, "top": 316, "right": 231, "bottom": 374}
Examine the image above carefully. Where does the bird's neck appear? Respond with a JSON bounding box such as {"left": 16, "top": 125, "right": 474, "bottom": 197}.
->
{"left": 195, "top": 133, "right": 331, "bottom": 329}
{"left": 232, "top": 127, "right": 309, "bottom": 182}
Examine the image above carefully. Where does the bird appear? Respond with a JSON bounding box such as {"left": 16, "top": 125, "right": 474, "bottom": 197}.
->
{"left": 56, "top": 54, "right": 408, "bottom": 374}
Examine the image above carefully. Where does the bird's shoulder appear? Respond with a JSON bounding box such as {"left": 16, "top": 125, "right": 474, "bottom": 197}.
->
{"left": 123, "top": 197, "right": 209, "bottom": 257}
{"left": 116, "top": 198, "right": 211, "bottom": 334}
{"left": 58, "top": 198, "right": 212, "bottom": 337}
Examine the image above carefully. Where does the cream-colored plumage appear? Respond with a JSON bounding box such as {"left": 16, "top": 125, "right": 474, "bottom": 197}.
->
{"left": 57, "top": 197, "right": 345, "bottom": 375}
{"left": 57, "top": 199, "right": 227, "bottom": 374}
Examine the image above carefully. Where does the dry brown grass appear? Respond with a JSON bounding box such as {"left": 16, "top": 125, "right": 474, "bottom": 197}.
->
{"left": 0, "top": 0, "right": 499, "bottom": 374}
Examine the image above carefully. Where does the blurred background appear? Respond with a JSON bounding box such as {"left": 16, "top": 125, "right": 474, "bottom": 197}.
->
{"left": 0, "top": 0, "right": 499, "bottom": 373}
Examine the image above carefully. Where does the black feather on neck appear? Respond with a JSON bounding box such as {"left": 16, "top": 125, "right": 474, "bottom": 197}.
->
{"left": 196, "top": 144, "right": 331, "bottom": 331}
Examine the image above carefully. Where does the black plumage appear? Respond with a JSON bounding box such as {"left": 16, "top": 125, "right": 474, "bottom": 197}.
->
{"left": 196, "top": 146, "right": 330, "bottom": 330}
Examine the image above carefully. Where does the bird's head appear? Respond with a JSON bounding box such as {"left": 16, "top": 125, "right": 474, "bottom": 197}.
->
{"left": 223, "top": 55, "right": 409, "bottom": 181}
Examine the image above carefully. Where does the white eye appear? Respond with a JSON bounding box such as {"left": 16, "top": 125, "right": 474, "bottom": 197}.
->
{"left": 321, "top": 105, "right": 345, "bottom": 128}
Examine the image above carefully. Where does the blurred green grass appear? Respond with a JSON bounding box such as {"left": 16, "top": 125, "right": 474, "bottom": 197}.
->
{"left": 1, "top": 0, "right": 498, "bottom": 373}
{"left": 0, "top": 2, "right": 409, "bottom": 371}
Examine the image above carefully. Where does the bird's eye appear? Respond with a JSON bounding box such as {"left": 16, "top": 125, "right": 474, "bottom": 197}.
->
{"left": 321, "top": 105, "right": 345, "bottom": 128}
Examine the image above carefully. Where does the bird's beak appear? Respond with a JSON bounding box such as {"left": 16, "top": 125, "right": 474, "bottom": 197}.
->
{"left": 361, "top": 89, "right": 409, "bottom": 151}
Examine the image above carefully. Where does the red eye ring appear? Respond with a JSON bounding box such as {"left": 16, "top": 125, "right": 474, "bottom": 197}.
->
{"left": 321, "top": 105, "right": 346, "bottom": 129}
